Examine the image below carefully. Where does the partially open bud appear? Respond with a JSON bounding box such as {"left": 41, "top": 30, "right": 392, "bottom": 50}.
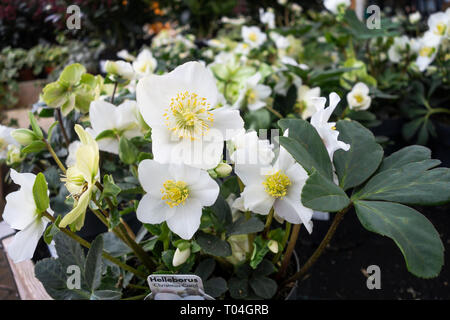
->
{"left": 11, "top": 129, "right": 37, "bottom": 146}
{"left": 105, "top": 60, "right": 135, "bottom": 80}
{"left": 267, "top": 240, "right": 279, "bottom": 254}
{"left": 6, "top": 145, "right": 24, "bottom": 165}
{"left": 173, "top": 247, "right": 191, "bottom": 267}
{"left": 214, "top": 163, "right": 232, "bottom": 178}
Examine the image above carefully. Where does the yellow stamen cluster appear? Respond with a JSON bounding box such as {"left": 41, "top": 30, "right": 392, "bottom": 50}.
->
{"left": 263, "top": 171, "right": 291, "bottom": 199}
{"left": 354, "top": 93, "right": 364, "bottom": 104}
{"left": 161, "top": 180, "right": 189, "bottom": 208}
{"left": 164, "top": 91, "right": 214, "bottom": 140}
{"left": 248, "top": 32, "right": 258, "bottom": 42}
{"left": 419, "top": 47, "right": 434, "bottom": 57}
{"left": 435, "top": 23, "right": 446, "bottom": 36}
{"left": 247, "top": 89, "right": 257, "bottom": 104}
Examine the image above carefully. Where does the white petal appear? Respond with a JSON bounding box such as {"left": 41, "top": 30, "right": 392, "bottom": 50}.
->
{"left": 189, "top": 170, "right": 220, "bottom": 206}
{"left": 274, "top": 196, "right": 313, "bottom": 233}
{"left": 3, "top": 189, "right": 37, "bottom": 230}
{"left": 89, "top": 100, "right": 118, "bottom": 132}
{"left": 210, "top": 107, "right": 244, "bottom": 140}
{"left": 234, "top": 163, "right": 266, "bottom": 186}
{"left": 138, "top": 159, "right": 171, "bottom": 195}
{"left": 241, "top": 184, "right": 274, "bottom": 215}
{"left": 9, "top": 169, "right": 35, "bottom": 191}
{"left": 166, "top": 199, "right": 203, "bottom": 239}
{"left": 97, "top": 137, "right": 120, "bottom": 155}
{"left": 7, "top": 219, "right": 47, "bottom": 262}
{"left": 136, "top": 194, "right": 174, "bottom": 224}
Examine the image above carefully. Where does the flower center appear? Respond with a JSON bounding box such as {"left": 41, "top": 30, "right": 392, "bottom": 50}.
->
{"left": 419, "top": 46, "right": 434, "bottom": 57}
{"left": 263, "top": 171, "right": 291, "bottom": 198}
{"left": 161, "top": 180, "right": 189, "bottom": 208}
{"left": 248, "top": 32, "right": 258, "bottom": 42}
{"left": 435, "top": 23, "right": 446, "bottom": 35}
{"left": 247, "top": 89, "right": 257, "bottom": 104}
{"left": 354, "top": 93, "right": 364, "bottom": 104}
{"left": 164, "top": 91, "right": 214, "bottom": 140}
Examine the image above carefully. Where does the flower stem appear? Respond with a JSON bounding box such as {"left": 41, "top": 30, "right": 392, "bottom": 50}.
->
{"left": 111, "top": 82, "right": 118, "bottom": 105}
{"left": 263, "top": 207, "right": 274, "bottom": 238}
{"left": 42, "top": 137, "right": 67, "bottom": 174}
{"left": 42, "top": 211, "right": 147, "bottom": 279}
{"left": 56, "top": 108, "right": 70, "bottom": 148}
{"left": 276, "top": 223, "right": 300, "bottom": 280}
{"left": 265, "top": 105, "right": 283, "bottom": 119}
{"left": 281, "top": 206, "right": 350, "bottom": 286}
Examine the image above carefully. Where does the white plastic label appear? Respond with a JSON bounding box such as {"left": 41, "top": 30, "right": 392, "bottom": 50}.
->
{"left": 146, "top": 274, "right": 214, "bottom": 300}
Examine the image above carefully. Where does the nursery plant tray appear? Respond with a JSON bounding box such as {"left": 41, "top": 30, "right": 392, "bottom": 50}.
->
{"left": 1, "top": 234, "right": 52, "bottom": 300}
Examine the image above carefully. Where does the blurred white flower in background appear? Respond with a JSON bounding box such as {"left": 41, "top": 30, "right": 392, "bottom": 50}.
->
{"left": 259, "top": 8, "right": 275, "bottom": 29}
{"left": 388, "top": 35, "right": 410, "bottom": 63}
{"left": 133, "top": 49, "right": 157, "bottom": 79}
{"left": 408, "top": 11, "right": 421, "bottom": 24}
{"left": 0, "top": 125, "right": 17, "bottom": 160}
{"left": 347, "top": 82, "right": 371, "bottom": 111}
{"left": 296, "top": 85, "right": 321, "bottom": 119}
{"left": 323, "top": 0, "right": 351, "bottom": 14}
{"left": 234, "top": 73, "right": 272, "bottom": 111}
{"left": 242, "top": 26, "right": 267, "bottom": 48}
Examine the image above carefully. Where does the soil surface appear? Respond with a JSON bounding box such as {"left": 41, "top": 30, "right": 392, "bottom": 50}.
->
{"left": 292, "top": 204, "right": 450, "bottom": 300}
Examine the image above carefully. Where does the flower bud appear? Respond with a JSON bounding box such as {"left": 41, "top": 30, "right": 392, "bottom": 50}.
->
{"left": 6, "top": 145, "right": 24, "bottom": 165}
{"left": 11, "top": 129, "right": 37, "bottom": 146}
{"left": 105, "top": 60, "right": 135, "bottom": 80}
{"left": 214, "top": 163, "right": 232, "bottom": 178}
{"left": 173, "top": 247, "right": 191, "bottom": 267}
{"left": 268, "top": 240, "right": 279, "bottom": 254}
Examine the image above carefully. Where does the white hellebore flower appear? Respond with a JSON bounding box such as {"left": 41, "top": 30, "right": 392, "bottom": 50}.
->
{"left": 235, "top": 146, "right": 313, "bottom": 232}
{"left": 235, "top": 73, "right": 272, "bottom": 111}
{"left": 324, "top": 0, "right": 351, "bottom": 14}
{"left": 427, "top": 11, "right": 449, "bottom": 38}
{"left": 388, "top": 35, "right": 410, "bottom": 63}
{"left": 228, "top": 129, "right": 275, "bottom": 166}
{"left": 296, "top": 85, "right": 321, "bottom": 119}
{"left": 409, "top": 12, "right": 421, "bottom": 24}
{"left": 310, "top": 93, "right": 350, "bottom": 160}
{"left": 137, "top": 159, "right": 219, "bottom": 240}
{"left": 87, "top": 100, "right": 143, "bottom": 154}
{"left": 270, "top": 32, "right": 289, "bottom": 50}
{"left": 242, "top": 26, "right": 267, "bottom": 48}
{"left": 137, "top": 61, "right": 244, "bottom": 170}
{"left": 0, "top": 125, "right": 17, "bottom": 159}
{"left": 3, "top": 169, "right": 53, "bottom": 262}
{"left": 133, "top": 49, "right": 158, "bottom": 79}
{"left": 105, "top": 60, "right": 135, "bottom": 80}
{"left": 259, "top": 8, "right": 275, "bottom": 29}
{"left": 414, "top": 31, "right": 441, "bottom": 72}
{"left": 346, "top": 82, "right": 371, "bottom": 111}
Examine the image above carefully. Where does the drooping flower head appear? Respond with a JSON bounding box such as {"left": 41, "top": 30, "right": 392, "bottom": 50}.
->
{"left": 137, "top": 61, "right": 244, "bottom": 170}
{"left": 60, "top": 125, "right": 100, "bottom": 230}
{"left": 136, "top": 159, "right": 219, "bottom": 239}
{"left": 310, "top": 93, "right": 350, "bottom": 160}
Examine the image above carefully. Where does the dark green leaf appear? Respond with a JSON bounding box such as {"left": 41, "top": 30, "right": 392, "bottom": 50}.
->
{"left": 205, "top": 277, "right": 227, "bottom": 298}
{"left": 301, "top": 169, "right": 350, "bottom": 212}
{"left": 334, "top": 120, "right": 384, "bottom": 190}
{"left": 119, "top": 137, "right": 139, "bottom": 165}
{"left": 278, "top": 118, "right": 333, "bottom": 180}
{"left": 249, "top": 276, "right": 277, "bottom": 299}
{"left": 355, "top": 200, "right": 444, "bottom": 278}
{"left": 353, "top": 159, "right": 450, "bottom": 205}
{"left": 226, "top": 216, "right": 264, "bottom": 236}
{"left": 196, "top": 232, "right": 232, "bottom": 257}
{"left": 43, "top": 215, "right": 62, "bottom": 245}
{"left": 84, "top": 235, "right": 104, "bottom": 291}
{"left": 379, "top": 145, "right": 431, "bottom": 172}
{"left": 194, "top": 258, "right": 216, "bottom": 281}
{"left": 228, "top": 277, "right": 248, "bottom": 299}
